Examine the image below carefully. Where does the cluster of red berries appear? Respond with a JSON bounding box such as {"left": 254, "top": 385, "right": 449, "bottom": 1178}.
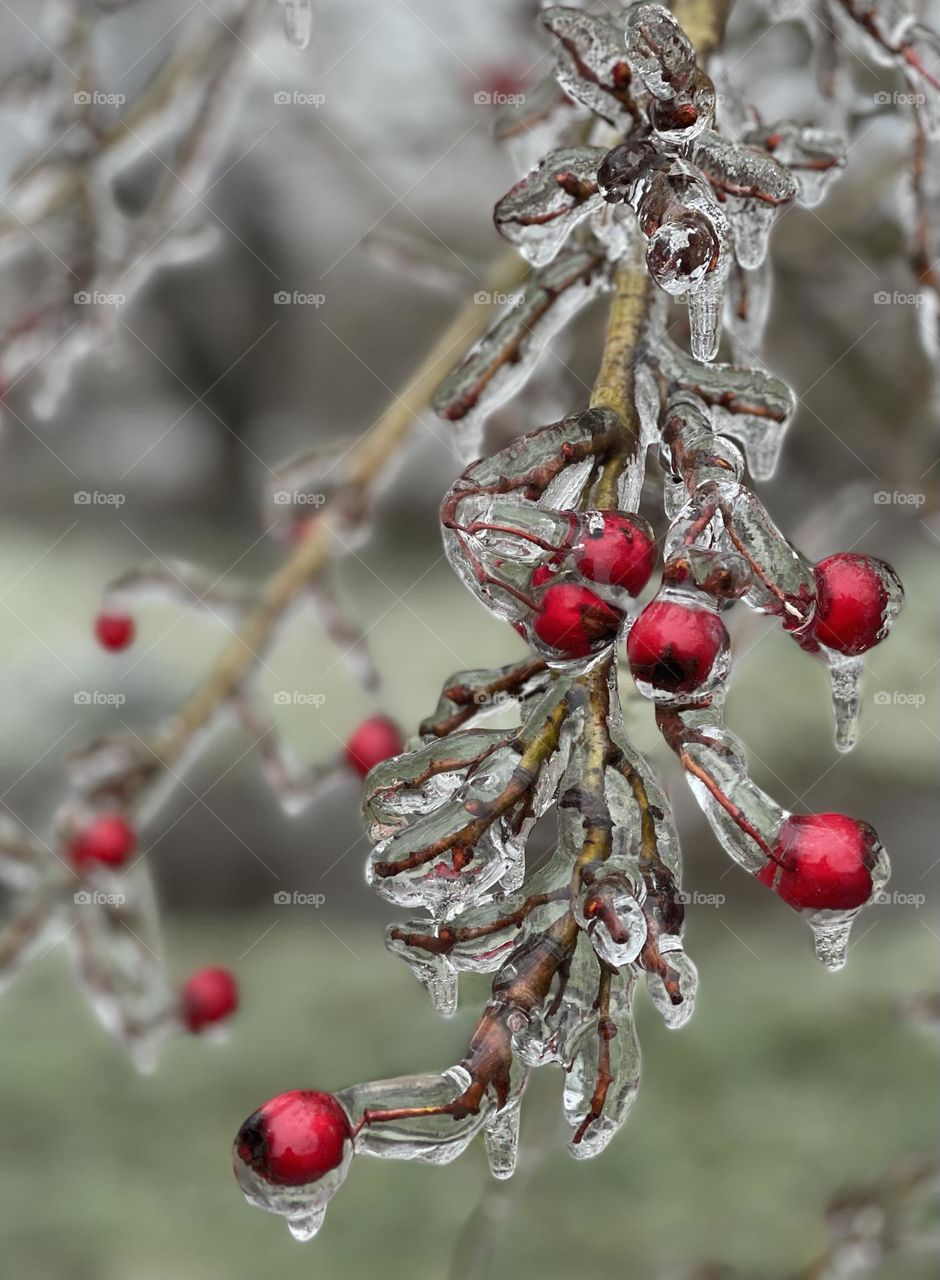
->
{"left": 527, "top": 510, "right": 657, "bottom": 658}
{"left": 758, "top": 812, "right": 879, "bottom": 912}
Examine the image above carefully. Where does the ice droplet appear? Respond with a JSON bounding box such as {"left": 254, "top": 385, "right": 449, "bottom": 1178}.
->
{"left": 688, "top": 275, "right": 724, "bottom": 362}
{"left": 809, "top": 916, "right": 854, "bottom": 972}
{"left": 287, "top": 1206, "right": 326, "bottom": 1241}
{"left": 483, "top": 1100, "right": 522, "bottom": 1179}
{"left": 279, "top": 0, "right": 312, "bottom": 51}
{"left": 827, "top": 651, "right": 865, "bottom": 754}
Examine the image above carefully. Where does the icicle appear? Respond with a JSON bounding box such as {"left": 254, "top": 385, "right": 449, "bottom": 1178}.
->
{"left": 483, "top": 1098, "right": 522, "bottom": 1179}
{"left": 826, "top": 651, "right": 865, "bottom": 754}
{"left": 279, "top": 0, "right": 312, "bottom": 51}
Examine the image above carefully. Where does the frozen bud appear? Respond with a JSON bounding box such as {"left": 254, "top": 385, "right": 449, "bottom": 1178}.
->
{"left": 625, "top": 4, "right": 697, "bottom": 101}
{"left": 577, "top": 872, "right": 649, "bottom": 967}
{"left": 627, "top": 595, "right": 730, "bottom": 700}
{"left": 646, "top": 212, "right": 721, "bottom": 295}
{"left": 809, "top": 554, "right": 903, "bottom": 656}
{"left": 758, "top": 813, "right": 880, "bottom": 912}
{"left": 597, "top": 139, "right": 662, "bottom": 205}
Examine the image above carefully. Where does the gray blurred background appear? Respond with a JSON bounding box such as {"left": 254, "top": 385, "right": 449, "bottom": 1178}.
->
{"left": 0, "top": 1, "right": 936, "bottom": 1277}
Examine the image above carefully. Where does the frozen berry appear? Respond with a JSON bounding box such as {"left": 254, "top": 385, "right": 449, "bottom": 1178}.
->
{"left": 345, "top": 716, "right": 405, "bottom": 779}
{"left": 532, "top": 583, "right": 622, "bottom": 657}
{"left": 572, "top": 511, "right": 657, "bottom": 594}
{"left": 235, "top": 1090, "right": 352, "bottom": 1186}
{"left": 70, "top": 814, "right": 136, "bottom": 868}
{"left": 627, "top": 598, "right": 728, "bottom": 695}
{"left": 181, "top": 967, "right": 239, "bottom": 1033}
{"left": 95, "top": 611, "right": 134, "bottom": 652}
{"left": 810, "top": 553, "right": 902, "bottom": 656}
{"left": 759, "top": 813, "right": 878, "bottom": 911}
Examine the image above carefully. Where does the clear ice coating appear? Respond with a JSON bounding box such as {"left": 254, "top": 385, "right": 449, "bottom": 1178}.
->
{"left": 432, "top": 251, "right": 610, "bottom": 461}
{"left": 540, "top": 7, "right": 644, "bottom": 133}
{"left": 278, "top": 0, "right": 312, "bottom": 51}
{"left": 692, "top": 130, "right": 797, "bottom": 269}
{"left": 494, "top": 148, "right": 606, "bottom": 267}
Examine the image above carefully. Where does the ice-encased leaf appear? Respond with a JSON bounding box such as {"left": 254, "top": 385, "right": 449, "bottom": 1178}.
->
{"left": 693, "top": 130, "right": 797, "bottom": 269}
{"left": 541, "top": 6, "right": 645, "bottom": 132}
{"left": 432, "top": 250, "right": 609, "bottom": 460}
{"left": 68, "top": 867, "right": 173, "bottom": 1071}
{"left": 625, "top": 3, "right": 697, "bottom": 101}
{"left": 564, "top": 973, "right": 641, "bottom": 1158}
{"left": 744, "top": 121, "right": 847, "bottom": 207}
{"left": 494, "top": 147, "right": 606, "bottom": 267}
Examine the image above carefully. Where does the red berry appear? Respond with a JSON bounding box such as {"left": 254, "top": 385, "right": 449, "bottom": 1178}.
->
{"left": 530, "top": 564, "right": 556, "bottom": 588}
{"left": 532, "top": 583, "right": 622, "bottom": 657}
{"left": 811, "top": 553, "right": 902, "bottom": 656}
{"left": 95, "top": 611, "right": 134, "bottom": 652}
{"left": 181, "top": 967, "right": 239, "bottom": 1033}
{"left": 760, "top": 813, "right": 878, "bottom": 911}
{"left": 345, "top": 715, "right": 405, "bottom": 778}
{"left": 572, "top": 512, "right": 657, "bottom": 595}
{"left": 235, "top": 1090, "right": 352, "bottom": 1186}
{"left": 626, "top": 598, "right": 728, "bottom": 694}
{"left": 70, "top": 814, "right": 136, "bottom": 868}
